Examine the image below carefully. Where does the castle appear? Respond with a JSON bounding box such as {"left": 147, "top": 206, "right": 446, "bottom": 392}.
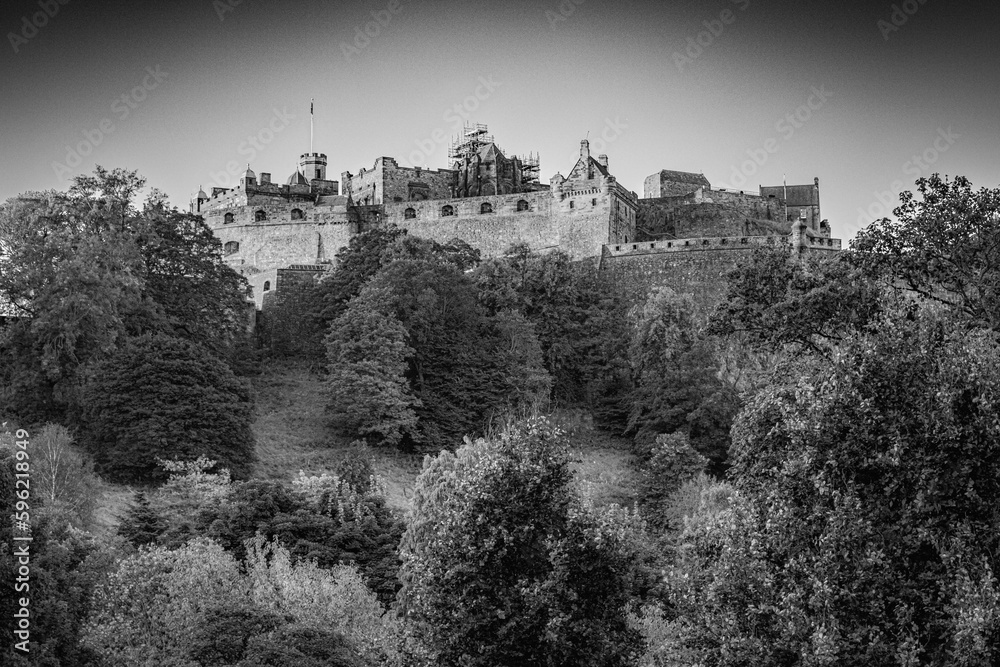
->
{"left": 191, "top": 123, "right": 841, "bottom": 309}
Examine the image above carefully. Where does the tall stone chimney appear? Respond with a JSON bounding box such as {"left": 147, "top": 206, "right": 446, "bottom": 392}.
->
{"left": 580, "top": 139, "right": 590, "bottom": 159}
{"left": 598, "top": 154, "right": 608, "bottom": 169}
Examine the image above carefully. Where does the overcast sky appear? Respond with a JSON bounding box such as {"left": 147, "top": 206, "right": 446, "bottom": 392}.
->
{"left": 1, "top": 0, "right": 997, "bottom": 242}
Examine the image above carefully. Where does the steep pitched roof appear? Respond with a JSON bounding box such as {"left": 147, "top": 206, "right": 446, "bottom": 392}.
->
{"left": 658, "top": 170, "right": 710, "bottom": 187}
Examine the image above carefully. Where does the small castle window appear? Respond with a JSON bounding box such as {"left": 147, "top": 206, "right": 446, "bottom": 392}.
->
{"left": 224, "top": 212, "right": 234, "bottom": 224}
{"left": 480, "top": 202, "right": 493, "bottom": 214}
{"left": 404, "top": 208, "right": 416, "bottom": 219}
{"left": 516, "top": 200, "right": 529, "bottom": 212}
{"left": 224, "top": 241, "right": 239, "bottom": 254}
{"left": 255, "top": 210, "right": 267, "bottom": 222}
{"left": 441, "top": 205, "right": 454, "bottom": 217}
{"left": 291, "top": 208, "right": 304, "bottom": 220}
{"left": 263, "top": 281, "right": 271, "bottom": 292}
{"left": 569, "top": 201, "right": 575, "bottom": 209}
{"left": 592, "top": 198, "right": 597, "bottom": 206}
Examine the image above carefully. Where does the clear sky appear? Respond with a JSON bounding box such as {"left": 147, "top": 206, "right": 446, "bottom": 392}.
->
{"left": 1, "top": 0, "right": 997, "bottom": 242}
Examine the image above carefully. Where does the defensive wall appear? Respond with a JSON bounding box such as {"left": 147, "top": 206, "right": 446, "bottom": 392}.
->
{"left": 599, "top": 233, "right": 841, "bottom": 312}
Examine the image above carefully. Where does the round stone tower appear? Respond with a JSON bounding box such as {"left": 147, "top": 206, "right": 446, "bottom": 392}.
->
{"left": 299, "top": 153, "right": 328, "bottom": 181}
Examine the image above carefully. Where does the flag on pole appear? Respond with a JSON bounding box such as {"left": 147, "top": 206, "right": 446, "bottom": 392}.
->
{"left": 311, "top": 99, "right": 314, "bottom": 115}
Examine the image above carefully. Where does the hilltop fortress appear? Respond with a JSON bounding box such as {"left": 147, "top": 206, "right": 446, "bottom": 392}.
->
{"left": 191, "top": 124, "right": 841, "bottom": 309}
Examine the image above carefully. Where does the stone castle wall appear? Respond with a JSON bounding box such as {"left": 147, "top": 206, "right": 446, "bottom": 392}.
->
{"left": 342, "top": 157, "right": 455, "bottom": 205}
{"left": 386, "top": 185, "right": 636, "bottom": 260}
{"left": 600, "top": 235, "right": 840, "bottom": 313}
{"left": 637, "top": 189, "right": 790, "bottom": 240}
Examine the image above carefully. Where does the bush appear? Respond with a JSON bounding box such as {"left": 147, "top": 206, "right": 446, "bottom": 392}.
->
{"left": 81, "top": 333, "right": 256, "bottom": 483}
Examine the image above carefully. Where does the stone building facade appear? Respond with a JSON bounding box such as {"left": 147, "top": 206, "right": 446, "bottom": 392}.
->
{"left": 192, "top": 127, "right": 839, "bottom": 310}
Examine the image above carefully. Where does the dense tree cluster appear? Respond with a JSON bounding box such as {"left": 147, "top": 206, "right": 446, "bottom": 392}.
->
{"left": 6, "top": 170, "right": 1000, "bottom": 666}
{"left": 0, "top": 167, "right": 256, "bottom": 482}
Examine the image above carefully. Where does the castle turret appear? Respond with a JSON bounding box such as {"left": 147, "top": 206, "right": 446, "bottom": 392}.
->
{"left": 580, "top": 139, "right": 590, "bottom": 160}
{"left": 193, "top": 186, "right": 209, "bottom": 213}
{"left": 299, "top": 153, "right": 327, "bottom": 181}
{"left": 240, "top": 166, "right": 256, "bottom": 189}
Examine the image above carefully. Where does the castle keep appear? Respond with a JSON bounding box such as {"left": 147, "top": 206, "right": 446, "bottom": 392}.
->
{"left": 191, "top": 123, "right": 840, "bottom": 308}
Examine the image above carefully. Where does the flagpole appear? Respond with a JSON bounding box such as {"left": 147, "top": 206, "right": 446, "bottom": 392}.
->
{"left": 310, "top": 98, "right": 314, "bottom": 154}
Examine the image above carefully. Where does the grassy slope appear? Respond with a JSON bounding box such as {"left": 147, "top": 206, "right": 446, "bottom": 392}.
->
{"left": 253, "top": 362, "right": 639, "bottom": 513}
{"left": 91, "top": 362, "right": 639, "bottom": 530}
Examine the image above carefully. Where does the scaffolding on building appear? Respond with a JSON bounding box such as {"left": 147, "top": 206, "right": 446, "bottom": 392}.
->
{"left": 448, "top": 122, "right": 496, "bottom": 162}
{"left": 517, "top": 152, "right": 540, "bottom": 188}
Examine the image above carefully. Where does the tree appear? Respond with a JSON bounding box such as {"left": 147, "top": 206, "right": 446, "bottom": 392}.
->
{"left": 0, "top": 167, "right": 254, "bottom": 423}
{"left": 852, "top": 174, "right": 1000, "bottom": 329}
{"left": 628, "top": 288, "right": 739, "bottom": 469}
{"left": 475, "top": 244, "right": 629, "bottom": 409}
{"left": 0, "top": 187, "right": 145, "bottom": 421}
{"left": 83, "top": 538, "right": 250, "bottom": 666}
{"left": 325, "top": 288, "right": 421, "bottom": 447}
{"left": 81, "top": 333, "right": 256, "bottom": 483}
{"left": 343, "top": 259, "right": 543, "bottom": 449}
{"left": 117, "top": 491, "right": 167, "bottom": 547}
{"left": 31, "top": 423, "right": 101, "bottom": 527}
{"left": 667, "top": 308, "right": 1000, "bottom": 665}
{"left": 398, "top": 418, "right": 641, "bottom": 666}
{"left": 134, "top": 199, "right": 253, "bottom": 366}
{"left": 708, "top": 247, "right": 886, "bottom": 356}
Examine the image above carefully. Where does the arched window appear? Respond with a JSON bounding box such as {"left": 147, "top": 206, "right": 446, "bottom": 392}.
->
{"left": 223, "top": 212, "right": 234, "bottom": 224}
{"left": 224, "top": 241, "right": 239, "bottom": 254}
{"left": 263, "top": 281, "right": 271, "bottom": 292}
{"left": 290, "top": 208, "right": 304, "bottom": 220}
{"left": 516, "top": 200, "right": 529, "bottom": 212}
{"left": 404, "top": 207, "right": 416, "bottom": 220}
{"left": 441, "top": 205, "right": 454, "bottom": 217}
{"left": 254, "top": 210, "right": 267, "bottom": 222}
{"left": 480, "top": 202, "right": 493, "bottom": 214}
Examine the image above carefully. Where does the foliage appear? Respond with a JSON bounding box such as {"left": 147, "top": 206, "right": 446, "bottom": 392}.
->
{"left": 0, "top": 168, "right": 252, "bottom": 422}
{"left": 637, "top": 433, "right": 707, "bottom": 531}
{"left": 135, "top": 199, "right": 253, "bottom": 364}
{"left": 709, "top": 247, "right": 886, "bottom": 356}
{"left": 84, "top": 537, "right": 379, "bottom": 666}
{"left": 326, "top": 290, "right": 421, "bottom": 447}
{"left": 31, "top": 423, "right": 101, "bottom": 527}
{"left": 84, "top": 538, "right": 245, "bottom": 665}
{"left": 159, "top": 473, "right": 405, "bottom": 609}
{"left": 628, "top": 288, "right": 739, "bottom": 469}
{"left": 312, "top": 224, "right": 409, "bottom": 323}
{"left": 1, "top": 446, "right": 114, "bottom": 666}
{"left": 332, "top": 258, "right": 547, "bottom": 450}
{"left": 475, "top": 244, "right": 629, "bottom": 411}
{"left": 245, "top": 535, "right": 400, "bottom": 665}
{"left": 666, "top": 308, "right": 1000, "bottom": 665}
{"left": 398, "top": 417, "right": 641, "bottom": 666}
{"left": 852, "top": 174, "right": 1000, "bottom": 329}
{"left": 117, "top": 490, "right": 167, "bottom": 547}
{"left": 81, "top": 333, "right": 256, "bottom": 483}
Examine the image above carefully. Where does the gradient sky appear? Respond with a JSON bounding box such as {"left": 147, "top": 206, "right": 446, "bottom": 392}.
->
{"left": 1, "top": 0, "right": 997, "bottom": 242}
